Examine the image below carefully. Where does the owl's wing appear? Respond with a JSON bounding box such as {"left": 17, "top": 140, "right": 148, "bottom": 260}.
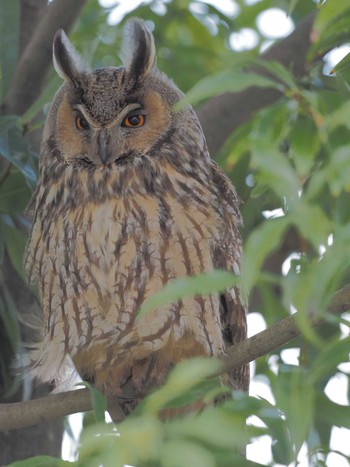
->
{"left": 210, "top": 161, "right": 249, "bottom": 391}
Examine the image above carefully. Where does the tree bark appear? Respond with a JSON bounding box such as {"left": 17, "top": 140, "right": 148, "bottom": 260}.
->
{"left": 19, "top": 0, "right": 47, "bottom": 57}
{"left": 2, "top": 0, "right": 88, "bottom": 116}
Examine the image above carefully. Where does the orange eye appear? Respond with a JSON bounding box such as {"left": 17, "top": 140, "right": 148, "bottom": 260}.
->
{"left": 75, "top": 116, "right": 89, "bottom": 130}
{"left": 122, "top": 114, "right": 145, "bottom": 128}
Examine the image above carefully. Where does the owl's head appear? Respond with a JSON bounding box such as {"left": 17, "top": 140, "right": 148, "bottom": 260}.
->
{"left": 46, "top": 19, "right": 194, "bottom": 168}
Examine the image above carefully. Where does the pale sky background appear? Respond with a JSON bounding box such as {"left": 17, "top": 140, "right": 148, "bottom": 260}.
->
{"left": 61, "top": 1, "right": 350, "bottom": 465}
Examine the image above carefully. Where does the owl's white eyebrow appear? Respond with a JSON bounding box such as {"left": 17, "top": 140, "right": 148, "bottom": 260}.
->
{"left": 73, "top": 105, "right": 96, "bottom": 127}
{"left": 121, "top": 103, "right": 144, "bottom": 116}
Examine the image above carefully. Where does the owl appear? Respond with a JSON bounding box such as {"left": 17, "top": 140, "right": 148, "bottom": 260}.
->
{"left": 25, "top": 19, "right": 249, "bottom": 414}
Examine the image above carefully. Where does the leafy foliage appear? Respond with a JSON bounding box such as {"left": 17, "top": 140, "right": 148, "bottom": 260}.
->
{"left": 1, "top": 0, "right": 350, "bottom": 465}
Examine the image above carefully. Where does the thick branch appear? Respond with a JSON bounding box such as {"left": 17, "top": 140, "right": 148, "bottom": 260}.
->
{"left": 2, "top": 0, "right": 88, "bottom": 116}
{"left": 19, "top": 0, "right": 47, "bottom": 57}
{"left": 1, "top": 282, "right": 349, "bottom": 432}
{"left": 223, "top": 284, "right": 350, "bottom": 371}
{"left": 198, "top": 12, "right": 316, "bottom": 155}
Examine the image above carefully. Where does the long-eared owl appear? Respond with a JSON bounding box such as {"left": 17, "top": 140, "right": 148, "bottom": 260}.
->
{"left": 25, "top": 19, "right": 249, "bottom": 410}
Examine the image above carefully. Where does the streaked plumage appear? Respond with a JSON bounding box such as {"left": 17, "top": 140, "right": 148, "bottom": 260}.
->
{"left": 25, "top": 19, "right": 249, "bottom": 412}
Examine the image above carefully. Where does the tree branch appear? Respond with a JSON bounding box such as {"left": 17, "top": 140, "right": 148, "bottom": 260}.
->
{"left": 19, "top": 0, "right": 47, "bottom": 57}
{"left": 2, "top": 0, "right": 88, "bottom": 116}
{"left": 197, "top": 12, "right": 316, "bottom": 155}
{"left": 1, "top": 282, "right": 349, "bottom": 432}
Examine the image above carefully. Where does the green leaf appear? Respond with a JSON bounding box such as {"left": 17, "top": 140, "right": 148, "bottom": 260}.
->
{"left": 137, "top": 270, "right": 236, "bottom": 318}
{"left": 0, "top": 115, "right": 37, "bottom": 186}
{"left": 0, "top": 115, "right": 19, "bottom": 134}
{"left": 0, "top": 169, "right": 32, "bottom": 213}
{"left": 77, "top": 422, "right": 120, "bottom": 464}
{"left": 160, "top": 439, "right": 215, "bottom": 467}
{"left": 143, "top": 358, "right": 222, "bottom": 414}
{"left": 79, "top": 382, "right": 107, "bottom": 423}
{"left": 273, "top": 365, "right": 314, "bottom": 456}
{"left": 323, "top": 100, "right": 350, "bottom": 132}
{"left": 257, "top": 405, "right": 294, "bottom": 465}
{"left": 1, "top": 217, "right": 27, "bottom": 278}
{"left": 309, "top": 3, "right": 350, "bottom": 58}
{"left": 288, "top": 0, "right": 301, "bottom": 16}
{"left": 257, "top": 60, "right": 298, "bottom": 91}
{"left": 290, "top": 203, "right": 331, "bottom": 250}
{"left": 166, "top": 405, "right": 247, "bottom": 451}
{"left": 333, "top": 51, "right": 350, "bottom": 74}
{"left": 118, "top": 415, "right": 162, "bottom": 464}
{"left": 7, "top": 456, "right": 69, "bottom": 467}
{"left": 310, "top": 335, "right": 350, "bottom": 383}
{"left": 313, "top": 0, "right": 350, "bottom": 38}
{"left": 289, "top": 115, "right": 320, "bottom": 177}
{"left": 180, "top": 69, "right": 282, "bottom": 107}
{"left": 317, "top": 394, "right": 350, "bottom": 429}
{"left": 80, "top": 417, "right": 162, "bottom": 466}
{"left": 243, "top": 217, "right": 289, "bottom": 292}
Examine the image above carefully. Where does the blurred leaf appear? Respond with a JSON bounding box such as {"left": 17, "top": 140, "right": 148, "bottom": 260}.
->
{"left": 291, "top": 203, "right": 331, "bottom": 249}
{"left": 335, "top": 71, "right": 350, "bottom": 99}
{"left": 0, "top": 115, "right": 19, "bottom": 135}
{"left": 166, "top": 406, "right": 247, "bottom": 451}
{"left": 142, "top": 358, "right": 222, "bottom": 414}
{"left": 138, "top": 270, "right": 236, "bottom": 318}
{"left": 288, "top": 0, "right": 302, "bottom": 16}
{"left": 7, "top": 456, "right": 69, "bottom": 467}
{"left": 317, "top": 394, "right": 350, "bottom": 429}
{"left": 273, "top": 364, "right": 314, "bottom": 456}
{"left": 1, "top": 217, "right": 27, "bottom": 278}
{"left": 311, "top": 5, "right": 350, "bottom": 56}
{"left": 257, "top": 404, "right": 294, "bottom": 465}
{"left": 313, "top": 1, "right": 350, "bottom": 38}
{"left": 181, "top": 69, "right": 282, "bottom": 107}
{"left": 333, "top": 51, "right": 350, "bottom": 74}
{"left": 76, "top": 422, "right": 120, "bottom": 465}
{"left": 289, "top": 115, "right": 320, "bottom": 177}
{"left": 79, "top": 382, "right": 107, "bottom": 423}
{"left": 323, "top": 100, "right": 350, "bottom": 132}
{"left": 310, "top": 335, "right": 350, "bottom": 383}
{"left": 160, "top": 439, "right": 215, "bottom": 467}
{"left": 243, "top": 217, "right": 289, "bottom": 292}
{"left": 257, "top": 60, "right": 298, "bottom": 91}
{"left": 79, "top": 417, "right": 162, "bottom": 467}
{"left": 0, "top": 169, "right": 32, "bottom": 213}
{"left": 0, "top": 115, "right": 37, "bottom": 186}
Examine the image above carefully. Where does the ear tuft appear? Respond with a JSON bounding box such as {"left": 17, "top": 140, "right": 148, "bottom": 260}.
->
{"left": 120, "top": 19, "right": 156, "bottom": 81}
{"left": 53, "top": 29, "right": 89, "bottom": 86}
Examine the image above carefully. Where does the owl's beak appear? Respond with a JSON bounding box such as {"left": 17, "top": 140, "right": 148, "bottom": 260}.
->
{"left": 98, "top": 130, "right": 112, "bottom": 165}
{"left": 99, "top": 147, "right": 111, "bottom": 165}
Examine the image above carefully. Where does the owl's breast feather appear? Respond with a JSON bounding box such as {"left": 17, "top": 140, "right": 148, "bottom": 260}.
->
{"left": 26, "top": 187, "right": 225, "bottom": 389}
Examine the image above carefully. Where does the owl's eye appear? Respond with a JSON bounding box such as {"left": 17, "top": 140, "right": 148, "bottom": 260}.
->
{"left": 122, "top": 114, "right": 145, "bottom": 128}
{"left": 75, "top": 116, "right": 90, "bottom": 131}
